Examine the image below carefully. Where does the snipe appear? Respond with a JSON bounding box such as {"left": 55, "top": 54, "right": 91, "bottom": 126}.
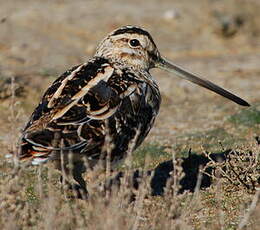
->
{"left": 18, "top": 25, "right": 249, "bottom": 198}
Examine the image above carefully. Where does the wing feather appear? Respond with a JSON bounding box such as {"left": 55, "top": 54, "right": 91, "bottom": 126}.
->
{"left": 20, "top": 57, "right": 141, "bottom": 162}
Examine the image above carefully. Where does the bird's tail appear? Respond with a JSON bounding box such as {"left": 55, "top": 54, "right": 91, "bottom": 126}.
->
{"left": 18, "top": 133, "right": 53, "bottom": 165}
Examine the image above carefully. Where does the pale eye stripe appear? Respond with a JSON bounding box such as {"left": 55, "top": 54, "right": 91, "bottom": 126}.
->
{"left": 47, "top": 64, "right": 86, "bottom": 108}
{"left": 117, "top": 47, "right": 136, "bottom": 54}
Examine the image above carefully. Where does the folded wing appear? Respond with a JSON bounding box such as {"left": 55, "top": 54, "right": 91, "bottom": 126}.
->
{"left": 19, "top": 57, "right": 139, "bottom": 162}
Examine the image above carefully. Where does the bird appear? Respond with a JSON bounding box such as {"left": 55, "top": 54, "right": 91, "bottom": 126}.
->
{"left": 18, "top": 25, "right": 250, "bottom": 198}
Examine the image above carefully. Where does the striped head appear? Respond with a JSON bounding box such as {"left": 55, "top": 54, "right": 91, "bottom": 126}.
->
{"left": 95, "top": 25, "right": 249, "bottom": 107}
{"left": 95, "top": 26, "right": 160, "bottom": 70}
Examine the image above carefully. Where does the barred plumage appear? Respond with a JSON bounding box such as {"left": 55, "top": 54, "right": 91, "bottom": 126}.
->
{"left": 18, "top": 25, "right": 249, "bottom": 198}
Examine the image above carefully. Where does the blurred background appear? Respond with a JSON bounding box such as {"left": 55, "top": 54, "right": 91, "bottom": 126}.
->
{"left": 0, "top": 0, "right": 259, "bottom": 151}
{"left": 0, "top": 2, "right": 259, "bottom": 228}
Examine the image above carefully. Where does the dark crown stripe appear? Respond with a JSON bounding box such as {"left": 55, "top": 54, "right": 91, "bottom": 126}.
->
{"left": 112, "top": 26, "right": 156, "bottom": 46}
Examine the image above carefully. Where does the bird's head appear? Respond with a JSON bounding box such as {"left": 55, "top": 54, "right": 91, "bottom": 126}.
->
{"left": 95, "top": 25, "right": 249, "bottom": 107}
{"left": 95, "top": 26, "right": 160, "bottom": 70}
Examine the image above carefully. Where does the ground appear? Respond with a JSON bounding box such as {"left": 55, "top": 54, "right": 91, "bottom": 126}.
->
{"left": 0, "top": 0, "right": 259, "bottom": 229}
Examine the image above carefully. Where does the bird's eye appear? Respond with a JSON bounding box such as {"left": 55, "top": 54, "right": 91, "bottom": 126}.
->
{"left": 129, "top": 39, "right": 141, "bottom": 48}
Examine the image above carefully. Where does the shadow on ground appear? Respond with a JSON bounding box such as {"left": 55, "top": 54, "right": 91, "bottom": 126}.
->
{"left": 105, "top": 150, "right": 231, "bottom": 196}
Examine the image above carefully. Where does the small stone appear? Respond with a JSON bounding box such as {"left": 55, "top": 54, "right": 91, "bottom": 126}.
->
{"left": 163, "top": 10, "right": 180, "bottom": 21}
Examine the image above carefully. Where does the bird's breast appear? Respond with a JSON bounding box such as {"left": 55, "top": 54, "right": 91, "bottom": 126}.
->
{"left": 107, "top": 81, "right": 161, "bottom": 156}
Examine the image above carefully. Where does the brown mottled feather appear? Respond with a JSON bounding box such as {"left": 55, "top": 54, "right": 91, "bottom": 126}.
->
{"left": 20, "top": 56, "right": 160, "bottom": 163}
{"left": 18, "top": 25, "right": 249, "bottom": 197}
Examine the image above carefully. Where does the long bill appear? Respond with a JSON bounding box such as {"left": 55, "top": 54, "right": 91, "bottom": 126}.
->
{"left": 156, "top": 58, "right": 250, "bottom": 107}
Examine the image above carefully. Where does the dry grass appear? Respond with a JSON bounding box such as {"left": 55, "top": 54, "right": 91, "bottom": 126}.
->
{"left": 1, "top": 0, "right": 260, "bottom": 229}
{"left": 0, "top": 136, "right": 259, "bottom": 229}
